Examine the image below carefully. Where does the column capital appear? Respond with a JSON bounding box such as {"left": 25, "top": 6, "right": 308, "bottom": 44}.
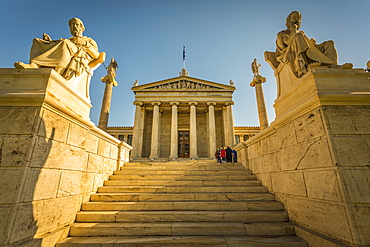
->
{"left": 151, "top": 101, "right": 161, "bottom": 106}
{"left": 133, "top": 101, "right": 143, "bottom": 106}
{"left": 170, "top": 101, "right": 180, "bottom": 106}
{"left": 188, "top": 101, "right": 198, "bottom": 106}
{"left": 250, "top": 75, "right": 266, "bottom": 87}
{"left": 225, "top": 101, "right": 234, "bottom": 106}
{"left": 207, "top": 101, "right": 216, "bottom": 106}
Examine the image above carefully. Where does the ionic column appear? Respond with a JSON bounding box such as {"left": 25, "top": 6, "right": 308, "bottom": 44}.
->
{"left": 207, "top": 101, "right": 217, "bottom": 158}
{"left": 250, "top": 76, "right": 269, "bottom": 130}
{"left": 189, "top": 101, "right": 198, "bottom": 159}
{"left": 130, "top": 101, "right": 143, "bottom": 159}
{"left": 169, "top": 101, "right": 179, "bottom": 160}
{"left": 137, "top": 106, "right": 146, "bottom": 158}
{"left": 225, "top": 101, "right": 235, "bottom": 147}
{"left": 149, "top": 101, "right": 161, "bottom": 160}
{"left": 222, "top": 106, "right": 229, "bottom": 146}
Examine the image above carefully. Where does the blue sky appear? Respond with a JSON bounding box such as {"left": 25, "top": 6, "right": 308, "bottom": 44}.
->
{"left": 1, "top": 0, "right": 369, "bottom": 127}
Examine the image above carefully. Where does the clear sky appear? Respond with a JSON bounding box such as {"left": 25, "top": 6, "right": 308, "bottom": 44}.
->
{"left": 1, "top": 0, "right": 369, "bottom": 127}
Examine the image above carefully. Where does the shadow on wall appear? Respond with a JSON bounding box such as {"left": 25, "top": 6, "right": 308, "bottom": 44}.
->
{"left": 1, "top": 112, "right": 55, "bottom": 246}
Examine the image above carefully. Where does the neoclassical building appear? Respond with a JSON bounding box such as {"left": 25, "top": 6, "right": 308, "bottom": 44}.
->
{"left": 107, "top": 69, "right": 260, "bottom": 160}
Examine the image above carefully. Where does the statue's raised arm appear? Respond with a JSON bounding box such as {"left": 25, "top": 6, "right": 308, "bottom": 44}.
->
{"left": 14, "top": 18, "right": 105, "bottom": 81}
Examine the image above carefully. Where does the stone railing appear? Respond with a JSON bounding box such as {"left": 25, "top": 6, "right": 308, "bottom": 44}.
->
{"left": 235, "top": 67, "right": 370, "bottom": 247}
{"left": 0, "top": 68, "right": 132, "bottom": 246}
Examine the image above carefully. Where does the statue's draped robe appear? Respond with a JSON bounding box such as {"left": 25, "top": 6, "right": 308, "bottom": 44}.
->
{"left": 30, "top": 37, "right": 99, "bottom": 80}
{"left": 276, "top": 30, "right": 338, "bottom": 77}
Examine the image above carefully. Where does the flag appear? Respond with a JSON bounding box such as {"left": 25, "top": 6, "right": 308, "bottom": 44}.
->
{"left": 183, "top": 44, "right": 186, "bottom": 61}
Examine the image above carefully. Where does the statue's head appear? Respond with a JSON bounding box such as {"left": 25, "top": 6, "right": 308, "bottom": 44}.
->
{"left": 69, "top": 18, "right": 85, "bottom": 37}
{"left": 286, "top": 11, "right": 302, "bottom": 29}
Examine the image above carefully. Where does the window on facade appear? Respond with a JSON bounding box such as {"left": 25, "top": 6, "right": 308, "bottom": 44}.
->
{"left": 243, "top": 135, "right": 249, "bottom": 141}
{"left": 118, "top": 135, "right": 125, "bottom": 141}
{"left": 127, "top": 135, "right": 133, "bottom": 145}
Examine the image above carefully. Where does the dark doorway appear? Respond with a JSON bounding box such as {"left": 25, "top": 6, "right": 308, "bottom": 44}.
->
{"left": 178, "top": 131, "right": 190, "bottom": 158}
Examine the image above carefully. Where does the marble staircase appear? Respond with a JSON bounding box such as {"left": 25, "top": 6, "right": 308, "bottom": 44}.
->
{"left": 57, "top": 160, "right": 308, "bottom": 246}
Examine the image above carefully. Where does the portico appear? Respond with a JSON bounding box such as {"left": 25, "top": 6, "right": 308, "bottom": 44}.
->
{"left": 130, "top": 69, "right": 237, "bottom": 160}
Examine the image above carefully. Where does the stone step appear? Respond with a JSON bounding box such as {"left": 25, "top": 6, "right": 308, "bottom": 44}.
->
{"left": 57, "top": 235, "right": 308, "bottom": 247}
{"left": 123, "top": 161, "right": 241, "bottom": 166}
{"left": 97, "top": 186, "right": 268, "bottom": 193}
{"left": 104, "top": 179, "right": 262, "bottom": 187}
{"left": 90, "top": 192, "right": 275, "bottom": 202}
{"left": 108, "top": 174, "right": 257, "bottom": 180}
{"left": 68, "top": 222, "right": 296, "bottom": 237}
{"left": 114, "top": 170, "right": 252, "bottom": 175}
{"left": 82, "top": 201, "right": 284, "bottom": 211}
{"left": 120, "top": 165, "right": 247, "bottom": 171}
{"left": 75, "top": 210, "right": 289, "bottom": 222}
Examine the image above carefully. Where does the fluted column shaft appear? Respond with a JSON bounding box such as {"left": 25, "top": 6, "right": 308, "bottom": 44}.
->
{"left": 130, "top": 101, "right": 143, "bottom": 159}
{"left": 98, "top": 82, "right": 113, "bottom": 131}
{"left": 254, "top": 82, "right": 269, "bottom": 130}
{"left": 207, "top": 102, "right": 217, "bottom": 158}
{"left": 169, "top": 101, "right": 179, "bottom": 160}
{"left": 149, "top": 101, "right": 161, "bottom": 160}
{"left": 189, "top": 101, "right": 198, "bottom": 159}
{"left": 226, "top": 102, "right": 235, "bottom": 147}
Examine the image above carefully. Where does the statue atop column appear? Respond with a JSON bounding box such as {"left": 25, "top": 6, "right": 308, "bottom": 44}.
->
{"left": 266, "top": 11, "right": 352, "bottom": 78}
{"left": 14, "top": 17, "right": 105, "bottom": 81}
{"left": 251, "top": 58, "right": 261, "bottom": 77}
{"left": 250, "top": 59, "right": 268, "bottom": 130}
{"left": 98, "top": 57, "right": 118, "bottom": 131}
{"left": 250, "top": 59, "right": 266, "bottom": 86}
{"left": 101, "top": 57, "right": 118, "bottom": 86}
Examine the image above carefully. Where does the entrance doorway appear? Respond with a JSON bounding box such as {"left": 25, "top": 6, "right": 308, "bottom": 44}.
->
{"left": 178, "top": 131, "right": 190, "bottom": 158}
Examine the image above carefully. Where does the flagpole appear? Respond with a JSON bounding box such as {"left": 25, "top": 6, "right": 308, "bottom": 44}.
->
{"left": 182, "top": 43, "right": 186, "bottom": 68}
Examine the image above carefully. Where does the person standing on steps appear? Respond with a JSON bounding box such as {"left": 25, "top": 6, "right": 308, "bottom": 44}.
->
{"left": 226, "top": 145, "right": 233, "bottom": 163}
{"left": 220, "top": 146, "right": 226, "bottom": 163}
{"left": 215, "top": 148, "right": 221, "bottom": 163}
{"left": 232, "top": 149, "right": 237, "bottom": 163}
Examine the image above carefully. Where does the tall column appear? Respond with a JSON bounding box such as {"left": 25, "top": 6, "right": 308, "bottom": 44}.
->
{"left": 137, "top": 106, "right": 145, "bottom": 158}
{"left": 130, "top": 101, "right": 143, "bottom": 159}
{"left": 98, "top": 81, "right": 114, "bottom": 131}
{"left": 222, "top": 106, "right": 229, "bottom": 146}
{"left": 250, "top": 76, "right": 269, "bottom": 130}
{"left": 169, "top": 101, "right": 179, "bottom": 160}
{"left": 189, "top": 101, "right": 198, "bottom": 159}
{"left": 207, "top": 101, "right": 217, "bottom": 158}
{"left": 225, "top": 101, "right": 235, "bottom": 147}
{"left": 149, "top": 101, "right": 161, "bottom": 160}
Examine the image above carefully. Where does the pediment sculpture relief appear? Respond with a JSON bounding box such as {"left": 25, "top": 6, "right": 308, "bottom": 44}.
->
{"left": 146, "top": 80, "right": 222, "bottom": 90}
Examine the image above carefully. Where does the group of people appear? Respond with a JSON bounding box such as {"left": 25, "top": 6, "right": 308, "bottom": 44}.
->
{"left": 215, "top": 146, "right": 237, "bottom": 163}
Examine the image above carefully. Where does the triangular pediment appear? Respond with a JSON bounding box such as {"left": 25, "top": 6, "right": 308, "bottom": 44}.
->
{"left": 132, "top": 76, "right": 236, "bottom": 91}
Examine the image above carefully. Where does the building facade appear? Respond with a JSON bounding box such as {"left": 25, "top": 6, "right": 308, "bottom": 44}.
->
{"left": 107, "top": 69, "right": 260, "bottom": 160}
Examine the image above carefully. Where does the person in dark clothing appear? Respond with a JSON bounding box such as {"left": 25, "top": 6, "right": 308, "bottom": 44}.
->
{"left": 226, "top": 145, "right": 233, "bottom": 162}
{"left": 232, "top": 149, "right": 237, "bottom": 163}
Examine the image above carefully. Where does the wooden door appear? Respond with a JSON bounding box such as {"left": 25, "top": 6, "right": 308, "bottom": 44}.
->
{"left": 178, "top": 131, "right": 190, "bottom": 158}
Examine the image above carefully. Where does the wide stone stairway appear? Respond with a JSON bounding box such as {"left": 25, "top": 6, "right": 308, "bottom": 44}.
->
{"left": 57, "top": 160, "right": 308, "bottom": 246}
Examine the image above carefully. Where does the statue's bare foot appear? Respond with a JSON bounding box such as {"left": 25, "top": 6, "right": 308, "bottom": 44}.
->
{"left": 308, "top": 62, "right": 321, "bottom": 68}
{"left": 14, "top": 62, "right": 38, "bottom": 69}
{"left": 341, "top": 63, "right": 353, "bottom": 69}
{"left": 328, "top": 63, "right": 353, "bottom": 69}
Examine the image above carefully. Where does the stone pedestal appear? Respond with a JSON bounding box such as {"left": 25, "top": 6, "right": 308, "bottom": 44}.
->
{"left": 235, "top": 67, "right": 370, "bottom": 247}
{"left": 0, "top": 68, "right": 132, "bottom": 247}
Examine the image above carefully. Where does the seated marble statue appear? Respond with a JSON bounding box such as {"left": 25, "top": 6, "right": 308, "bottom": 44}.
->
{"left": 14, "top": 18, "right": 104, "bottom": 80}
{"left": 275, "top": 11, "right": 352, "bottom": 78}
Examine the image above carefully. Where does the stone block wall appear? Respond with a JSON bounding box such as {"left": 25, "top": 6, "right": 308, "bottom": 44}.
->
{"left": 0, "top": 69, "right": 132, "bottom": 247}
{"left": 234, "top": 68, "right": 370, "bottom": 247}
